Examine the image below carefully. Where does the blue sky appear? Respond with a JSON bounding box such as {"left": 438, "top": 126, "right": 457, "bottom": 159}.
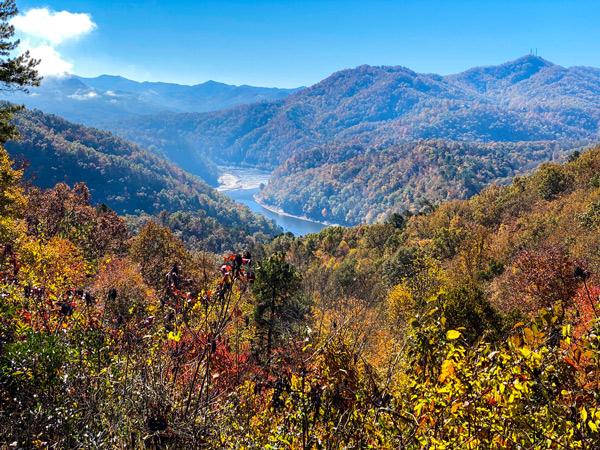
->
{"left": 12, "top": 0, "right": 600, "bottom": 88}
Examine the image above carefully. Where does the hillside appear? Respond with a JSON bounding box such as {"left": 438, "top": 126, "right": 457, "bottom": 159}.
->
{"left": 3, "top": 133, "right": 600, "bottom": 448}
{"left": 259, "top": 139, "right": 592, "bottom": 225}
{"left": 4, "top": 108, "right": 281, "bottom": 251}
{"left": 105, "top": 55, "right": 600, "bottom": 170}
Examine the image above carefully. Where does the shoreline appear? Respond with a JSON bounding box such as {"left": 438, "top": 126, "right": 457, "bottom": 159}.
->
{"left": 253, "top": 194, "right": 339, "bottom": 228}
{"left": 216, "top": 167, "right": 271, "bottom": 192}
{"left": 216, "top": 167, "right": 339, "bottom": 230}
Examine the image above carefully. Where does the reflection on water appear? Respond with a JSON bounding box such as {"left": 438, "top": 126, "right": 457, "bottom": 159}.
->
{"left": 217, "top": 167, "right": 327, "bottom": 236}
{"left": 226, "top": 187, "right": 327, "bottom": 236}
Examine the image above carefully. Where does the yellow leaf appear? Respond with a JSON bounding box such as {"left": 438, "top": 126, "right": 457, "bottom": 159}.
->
{"left": 439, "top": 359, "right": 455, "bottom": 383}
{"left": 446, "top": 330, "right": 461, "bottom": 340}
{"left": 524, "top": 328, "right": 534, "bottom": 343}
{"left": 168, "top": 331, "right": 181, "bottom": 342}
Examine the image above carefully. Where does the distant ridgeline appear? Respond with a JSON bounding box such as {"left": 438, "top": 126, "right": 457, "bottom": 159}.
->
{"left": 0, "top": 74, "right": 300, "bottom": 125}
{"left": 5, "top": 108, "right": 281, "bottom": 252}
{"left": 102, "top": 55, "right": 600, "bottom": 224}
{"left": 0, "top": 75, "right": 300, "bottom": 185}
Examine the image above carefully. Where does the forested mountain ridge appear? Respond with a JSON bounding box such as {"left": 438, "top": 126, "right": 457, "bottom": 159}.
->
{"left": 0, "top": 73, "right": 300, "bottom": 127}
{"left": 105, "top": 55, "right": 600, "bottom": 170}
{"left": 9, "top": 100, "right": 218, "bottom": 185}
{"left": 259, "top": 139, "right": 593, "bottom": 225}
{"left": 4, "top": 108, "right": 281, "bottom": 251}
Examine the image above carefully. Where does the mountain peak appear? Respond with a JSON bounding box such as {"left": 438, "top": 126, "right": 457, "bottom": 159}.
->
{"left": 94, "top": 74, "right": 129, "bottom": 81}
{"left": 511, "top": 53, "right": 553, "bottom": 64}
{"left": 501, "top": 54, "right": 554, "bottom": 72}
{"left": 202, "top": 80, "right": 228, "bottom": 87}
{"left": 448, "top": 54, "right": 555, "bottom": 92}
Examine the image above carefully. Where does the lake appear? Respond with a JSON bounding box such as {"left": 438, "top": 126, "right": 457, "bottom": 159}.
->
{"left": 217, "top": 167, "right": 328, "bottom": 236}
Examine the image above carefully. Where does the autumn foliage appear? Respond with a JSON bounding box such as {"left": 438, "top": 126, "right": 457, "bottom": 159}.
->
{"left": 2, "top": 142, "right": 600, "bottom": 449}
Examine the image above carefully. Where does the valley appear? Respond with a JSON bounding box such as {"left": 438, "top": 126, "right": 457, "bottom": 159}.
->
{"left": 100, "top": 55, "right": 600, "bottom": 225}
{"left": 1, "top": 1, "right": 600, "bottom": 443}
{"left": 9, "top": 55, "right": 600, "bottom": 230}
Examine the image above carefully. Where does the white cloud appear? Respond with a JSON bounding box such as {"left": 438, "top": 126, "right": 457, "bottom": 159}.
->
{"left": 68, "top": 91, "right": 98, "bottom": 101}
{"left": 11, "top": 8, "right": 96, "bottom": 45}
{"left": 10, "top": 8, "right": 97, "bottom": 77}
{"left": 24, "top": 44, "right": 73, "bottom": 77}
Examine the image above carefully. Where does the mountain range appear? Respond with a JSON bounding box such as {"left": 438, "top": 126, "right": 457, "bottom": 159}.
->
{"left": 7, "top": 55, "right": 600, "bottom": 227}
{"left": 0, "top": 74, "right": 300, "bottom": 126}
{"left": 104, "top": 55, "right": 600, "bottom": 172}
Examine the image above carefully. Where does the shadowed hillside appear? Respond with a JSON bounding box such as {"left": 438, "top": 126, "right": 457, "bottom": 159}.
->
{"left": 4, "top": 108, "right": 282, "bottom": 251}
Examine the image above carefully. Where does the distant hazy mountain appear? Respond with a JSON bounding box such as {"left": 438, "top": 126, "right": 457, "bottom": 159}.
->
{"left": 0, "top": 76, "right": 167, "bottom": 125}
{"left": 78, "top": 75, "right": 301, "bottom": 113}
{"left": 105, "top": 55, "right": 600, "bottom": 170}
{"left": 0, "top": 74, "right": 301, "bottom": 126}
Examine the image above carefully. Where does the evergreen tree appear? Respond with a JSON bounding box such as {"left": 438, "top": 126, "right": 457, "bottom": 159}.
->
{"left": 251, "top": 252, "right": 306, "bottom": 360}
{"left": 0, "top": 0, "right": 41, "bottom": 143}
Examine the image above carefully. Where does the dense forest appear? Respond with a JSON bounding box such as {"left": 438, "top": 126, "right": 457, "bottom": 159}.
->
{"left": 4, "top": 107, "right": 282, "bottom": 252}
{"left": 7, "top": 106, "right": 220, "bottom": 185}
{"left": 260, "top": 139, "right": 593, "bottom": 225}
{"left": 105, "top": 55, "right": 600, "bottom": 170}
{"left": 2, "top": 133, "right": 600, "bottom": 448}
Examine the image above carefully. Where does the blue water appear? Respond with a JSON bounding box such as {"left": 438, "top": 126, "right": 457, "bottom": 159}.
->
{"left": 226, "top": 187, "right": 327, "bottom": 236}
{"left": 217, "top": 166, "right": 328, "bottom": 236}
